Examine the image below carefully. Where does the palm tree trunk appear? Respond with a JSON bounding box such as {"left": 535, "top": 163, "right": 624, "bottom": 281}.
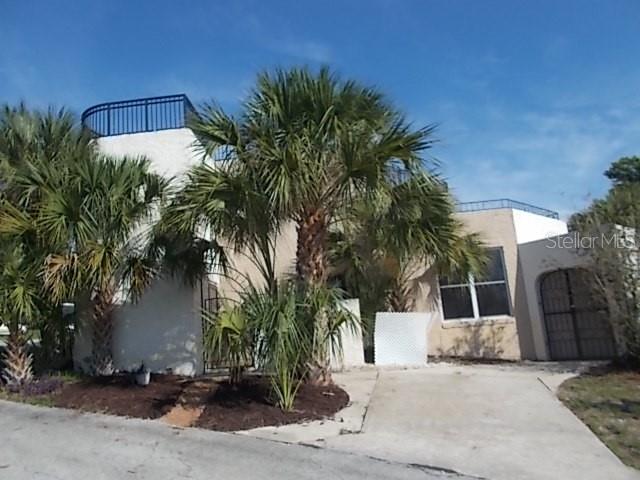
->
{"left": 386, "top": 281, "right": 416, "bottom": 312}
{"left": 2, "top": 325, "right": 33, "bottom": 386}
{"left": 296, "top": 209, "right": 332, "bottom": 385}
{"left": 91, "top": 289, "right": 116, "bottom": 376}
{"left": 296, "top": 209, "right": 328, "bottom": 285}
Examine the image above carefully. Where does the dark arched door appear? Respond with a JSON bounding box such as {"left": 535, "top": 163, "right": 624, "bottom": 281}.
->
{"left": 540, "top": 269, "right": 616, "bottom": 360}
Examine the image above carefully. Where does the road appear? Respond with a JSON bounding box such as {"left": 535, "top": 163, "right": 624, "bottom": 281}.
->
{"left": 0, "top": 400, "right": 473, "bottom": 480}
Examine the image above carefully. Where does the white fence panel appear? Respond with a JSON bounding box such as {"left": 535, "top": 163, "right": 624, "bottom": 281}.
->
{"left": 374, "top": 312, "right": 432, "bottom": 366}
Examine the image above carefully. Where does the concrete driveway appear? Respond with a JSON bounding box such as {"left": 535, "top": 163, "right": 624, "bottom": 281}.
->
{"left": 321, "top": 364, "right": 639, "bottom": 480}
{"left": 0, "top": 400, "right": 473, "bottom": 480}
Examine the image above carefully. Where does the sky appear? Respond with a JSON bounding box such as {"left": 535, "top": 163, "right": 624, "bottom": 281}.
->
{"left": 1, "top": 0, "right": 639, "bottom": 218}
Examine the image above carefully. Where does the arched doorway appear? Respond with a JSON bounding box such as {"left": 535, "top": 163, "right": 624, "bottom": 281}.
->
{"left": 539, "top": 268, "right": 616, "bottom": 360}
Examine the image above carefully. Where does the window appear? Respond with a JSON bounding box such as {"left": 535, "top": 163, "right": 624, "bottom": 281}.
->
{"left": 439, "top": 248, "right": 510, "bottom": 320}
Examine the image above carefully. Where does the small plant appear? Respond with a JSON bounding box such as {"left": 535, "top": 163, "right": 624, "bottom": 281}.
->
{"left": 204, "top": 306, "right": 254, "bottom": 385}
{"left": 203, "top": 278, "right": 358, "bottom": 411}
{"left": 243, "top": 282, "right": 309, "bottom": 410}
{"left": 245, "top": 281, "right": 357, "bottom": 410}
{"left": 270, "top": 356, "right": 303, "bottom": 411}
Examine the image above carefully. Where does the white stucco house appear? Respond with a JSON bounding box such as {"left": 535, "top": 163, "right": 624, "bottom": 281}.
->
{"left": 72, "top": 94, "right": 619, "bottom": 375}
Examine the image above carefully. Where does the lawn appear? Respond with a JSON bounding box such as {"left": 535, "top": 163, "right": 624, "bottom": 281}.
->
{"left": 558, "top": 368, "right": 640, "bottom": 470}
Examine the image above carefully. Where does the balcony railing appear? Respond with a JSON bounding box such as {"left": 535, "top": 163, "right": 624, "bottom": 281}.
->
{"left": 456, "top": 199, "right": 559, "bottom": 219}
{"left": 81, "top": 94, "right": 196, "bottom": 137}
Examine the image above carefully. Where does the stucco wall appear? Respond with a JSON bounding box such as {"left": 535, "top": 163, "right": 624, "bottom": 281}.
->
{"left": 217, "top": 222, "right": 298, "bottom": 303}
{"left": 421, "top": 209, "right": 570, "bottom": 361}
{"left": 330, "top": 299, "right": 366, "bottom": 371}
{"left": 374, "top": 312, "right": 432, "bottom": 365}
{"left": 73, "top": 276, "right": 204, "bottom": 376}
{"left": 512, "top": 209, "right": 568, "bottom": 244}
{"left": 97, "top": 128, "right": 201, "bottom": 177}
{"left": 421, "top": 209, "right": 523, "bottom": 360}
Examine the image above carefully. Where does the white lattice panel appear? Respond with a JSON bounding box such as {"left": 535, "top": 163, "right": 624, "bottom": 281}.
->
{"left": 374, "top": 312, "right": 432, "bottom": 366}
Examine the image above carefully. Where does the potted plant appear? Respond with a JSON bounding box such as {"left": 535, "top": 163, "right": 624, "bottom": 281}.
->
{"left": 135, "top": 362, "right": 151, "bottom": 386}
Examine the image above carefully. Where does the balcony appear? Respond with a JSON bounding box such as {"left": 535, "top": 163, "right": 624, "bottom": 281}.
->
{"left": 81, "top": 94, "right": 196, "bottom": 137}
{"left": 456, "top": 199, "right": 559, "bottom": 219}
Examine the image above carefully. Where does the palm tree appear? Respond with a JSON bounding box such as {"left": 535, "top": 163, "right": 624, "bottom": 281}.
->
{"left": 162, "top": 159, "right": 277, "bottom": 293}
{"left": 40, "top": 157, "right": 166, "bottom": 375}
{"left": 0, "top": 106, "right": 167, "bottom": 376}
{"left": 329, "top": 173, "right": 486, "bottom": 326}
{"left": 182, "top": 67, "right": 436, "bottom": 384}
{"left": 0, "top": 242, "right": 39, "bottom": 385}
{"left": 190, "top": 68, "right": 433, "bottom": 284}
{"left": 0, "top": 105, "right": 87, "bottom": 383}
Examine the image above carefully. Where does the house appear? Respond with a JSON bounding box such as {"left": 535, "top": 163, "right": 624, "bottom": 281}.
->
{"left": 73, "top": 94, "right": 618, "bottom": 375}
{"left": 423, "top": 202, "right": 570, "bottom": 361}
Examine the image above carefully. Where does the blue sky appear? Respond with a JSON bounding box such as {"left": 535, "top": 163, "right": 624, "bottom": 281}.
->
{"left": 2, "top": 0, "right": 639, "bottom": 218}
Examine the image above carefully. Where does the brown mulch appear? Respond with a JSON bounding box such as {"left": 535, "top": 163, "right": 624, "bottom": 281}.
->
{"left": 18, "top": 374, "right": 349, "bottom": 430}
{"left": 195, "top": 378, "right": 349, "bottom": 431}
{"left": 52, "top": 374, "right": 186, "bottom": 419}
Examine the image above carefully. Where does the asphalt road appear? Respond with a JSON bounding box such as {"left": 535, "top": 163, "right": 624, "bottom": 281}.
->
{"left": 0, "top": 400, "right": 472, "bottom": 480}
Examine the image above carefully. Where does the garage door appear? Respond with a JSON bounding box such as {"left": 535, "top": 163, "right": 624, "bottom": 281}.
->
{"left": 540, "top": 269, "right": 616, "bottom": 360}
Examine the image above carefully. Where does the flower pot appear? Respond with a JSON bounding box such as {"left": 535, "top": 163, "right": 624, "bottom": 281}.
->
{"left": 135, "top": 371, "right": 151, "bottom": 386}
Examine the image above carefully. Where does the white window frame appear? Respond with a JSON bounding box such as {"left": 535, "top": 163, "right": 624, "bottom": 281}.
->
{"left": 439, "top": 248, "right": 511, "bottom": 321}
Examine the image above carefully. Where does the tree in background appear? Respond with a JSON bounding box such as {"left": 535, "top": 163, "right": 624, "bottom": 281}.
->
{"left": 604, "top": 156, "right": 640, "bottom": 186}
{"left": 570, "top": 157, "right": 640, "bottom": 364}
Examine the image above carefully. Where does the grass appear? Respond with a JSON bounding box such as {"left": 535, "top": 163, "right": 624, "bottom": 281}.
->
{"left": 50, "top": 370, "right": 84, "bottom": 382}
{"left": 558, "top": 368, "right": 640, "bottom": 470}
{"left": 0, "top": 371, "right": 83, "bottom": 408}
{"left": 0, "top": 388, "right": 56, "bottom": 407}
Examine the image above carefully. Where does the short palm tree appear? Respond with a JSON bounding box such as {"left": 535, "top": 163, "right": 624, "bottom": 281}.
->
{"left": 40, "top": 157, "right": 167, "bottom": 375}
{"left": 0, "top": 242, "right": 39, "bottom": 385}
{"left": 182, "top": 67, "right": 436, "bottom": 383}
{"left": 0, "top": 106, "right": 167, "bottom": 376}
{"left": 329, "top": 173, "right": 486, "bottom": 321}
{"left": 0, "top": 105, "right": 86, "bottom": 383}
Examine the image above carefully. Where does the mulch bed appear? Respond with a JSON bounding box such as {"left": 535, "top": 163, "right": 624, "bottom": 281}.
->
{"left": 5, "top": 373, "right": 349, "bottom": 430}
{"left": 52, "top": 374, "right": 186, "bottom": 419}
{"left": 194, "top": 378, "right": 350, "bottom": 431}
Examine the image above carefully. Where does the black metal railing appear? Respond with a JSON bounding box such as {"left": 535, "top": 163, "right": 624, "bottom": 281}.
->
{"left": 81, "top": 94, "right": 196, "bottom": 137}
{"left": 456, "top": 199, "right": 559, "bottom": 219}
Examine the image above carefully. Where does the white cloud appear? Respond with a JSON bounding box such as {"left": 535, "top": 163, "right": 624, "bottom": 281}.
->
{"left": 435, "top": 103, "right": 640, "bottom": 219}
{"left": 150, "top": 75, "right": 251, "bottom": 107}
{"left": 269, "top": 39, "right": 332, "bottom": 63}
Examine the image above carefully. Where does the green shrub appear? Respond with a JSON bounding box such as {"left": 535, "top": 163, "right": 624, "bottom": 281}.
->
{"left": 203, "top": 305, "right": 255, "bottom": 385}
{"left": 210, "top": 281, "right": 357, "bottom": 410}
